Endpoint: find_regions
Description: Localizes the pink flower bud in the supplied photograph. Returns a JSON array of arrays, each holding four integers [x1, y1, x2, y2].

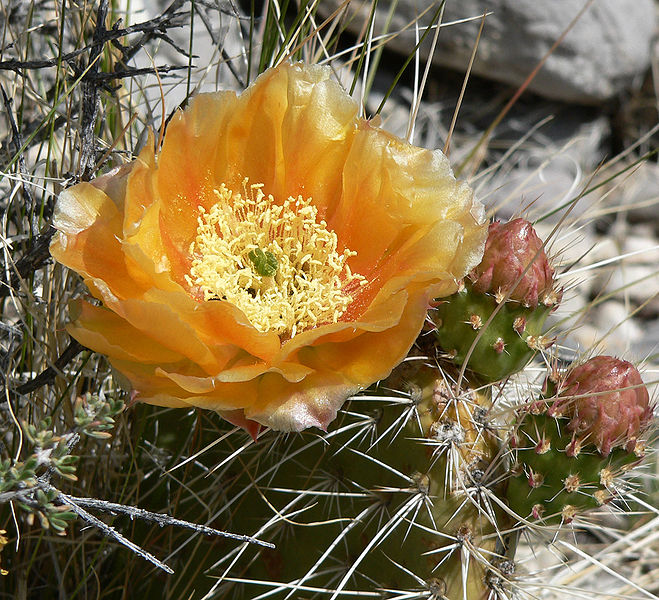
[[548, 356, 653, 457], [469, 219, 559, 308]]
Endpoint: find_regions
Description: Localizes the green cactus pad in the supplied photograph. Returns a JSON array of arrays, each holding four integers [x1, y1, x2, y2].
[[154, 364, 514, 600], [431, 283, 552, 382], [507, 413, 642, 524]]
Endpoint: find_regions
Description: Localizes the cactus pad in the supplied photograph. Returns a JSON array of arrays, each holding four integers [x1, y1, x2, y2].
[[431, 282, 552, 382], [198, 363, 513, 599], [506, 413, 642, 524], [507, 357, 651, 525]]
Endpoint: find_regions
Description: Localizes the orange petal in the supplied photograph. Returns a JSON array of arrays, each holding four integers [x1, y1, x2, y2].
[[122, 133, 158, 232], [297, 287, 431, 386], [67, 300, 185, 364], [51, 183, 152, 300], [330, 125, 485, 283], [157, 91, 239, 256], [219, 409, 262, 440]]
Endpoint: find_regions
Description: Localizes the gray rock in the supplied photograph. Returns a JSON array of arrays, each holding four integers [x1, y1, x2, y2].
[[595, 229, 659, 305], [631, 317, 659, 361], [609, 161, 659, 227], [328, 0, 655, 104], [367, 71, 610, 222], [133, 0, 248, 110], [476, 109, 608, 221]]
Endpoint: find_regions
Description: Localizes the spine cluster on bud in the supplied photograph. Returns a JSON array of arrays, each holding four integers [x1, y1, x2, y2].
[[506, 356, 652, 524], [430, 219, 562, 382]]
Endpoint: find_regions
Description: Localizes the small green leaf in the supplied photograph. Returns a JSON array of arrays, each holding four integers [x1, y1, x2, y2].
[[248, 248, 278, 277], [86, 430, 112, 440]]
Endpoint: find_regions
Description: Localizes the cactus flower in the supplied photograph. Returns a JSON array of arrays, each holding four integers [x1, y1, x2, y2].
[[469, 218, 559, 308], [50, 62, 487, 433], [548, 356, 653, 456]]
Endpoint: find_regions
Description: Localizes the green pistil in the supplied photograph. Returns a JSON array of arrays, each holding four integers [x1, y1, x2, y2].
[[248, 248, 278, 277]]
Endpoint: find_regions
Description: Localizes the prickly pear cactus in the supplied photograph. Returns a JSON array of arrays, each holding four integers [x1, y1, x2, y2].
[[208, 362, 513, 600], [431, 219, 562, 382], [506, 356, 653, 524], [197, 220, 654, 599]]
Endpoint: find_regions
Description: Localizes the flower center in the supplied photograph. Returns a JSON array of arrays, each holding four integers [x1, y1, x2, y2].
[[186, 180, 366, 337]]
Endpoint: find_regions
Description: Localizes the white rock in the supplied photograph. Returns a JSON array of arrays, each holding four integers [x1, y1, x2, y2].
[[594, 300, 642, 345], [601, 264, 659, 303], [631, 319, 659, 361], [544, 224, 596, 325], [482, 146, 589, 222], [606, 161, 659, 226], [621, 229, 659, 264], [563, 301, 644, 358], [610, 161, 659, 224], [589, 226, 659, 304], [327, 0, 655, 104], [565, 323, 600, 354]]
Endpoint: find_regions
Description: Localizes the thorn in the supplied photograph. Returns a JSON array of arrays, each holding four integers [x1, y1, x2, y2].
[[529, 400, 546, 415], [542, 288, 562, 308], [532, 504, 545, 519], [548, 365, 561, 384], [468, 313, 483, 330], [599, 467, 614, 487], [594, 490, 610, 505], [525, 335, 539, 350], [538, 334, 555, 349], [403, 382, 423, 406], [492, 337, 506, 354], [456, 524, 472, 543], [472, 406, 489, 427], [563, 474, 581, 493], [528, 469, 544, 488], [469, 467, 484, 484], [535, 437, 551, 454], [513, 316, 526, 335], [426, 578, 447, 598], [412, 472, 431, 495], [565, 438, 582, 458], [561, 505, 577, 523], [548, 403, 564, 418], [429, 420, 465, 445]]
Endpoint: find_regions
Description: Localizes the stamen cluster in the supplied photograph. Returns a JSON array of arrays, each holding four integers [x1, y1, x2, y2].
[[187, 180, 366, 337]]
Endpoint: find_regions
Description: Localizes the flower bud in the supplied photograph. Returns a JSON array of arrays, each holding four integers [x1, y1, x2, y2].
[[469, 219, 559, 308], [548, 356, 653, 457]]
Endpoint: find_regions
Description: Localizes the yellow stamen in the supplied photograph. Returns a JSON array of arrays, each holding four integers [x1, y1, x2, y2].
[[186, 180, 366, 337]]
